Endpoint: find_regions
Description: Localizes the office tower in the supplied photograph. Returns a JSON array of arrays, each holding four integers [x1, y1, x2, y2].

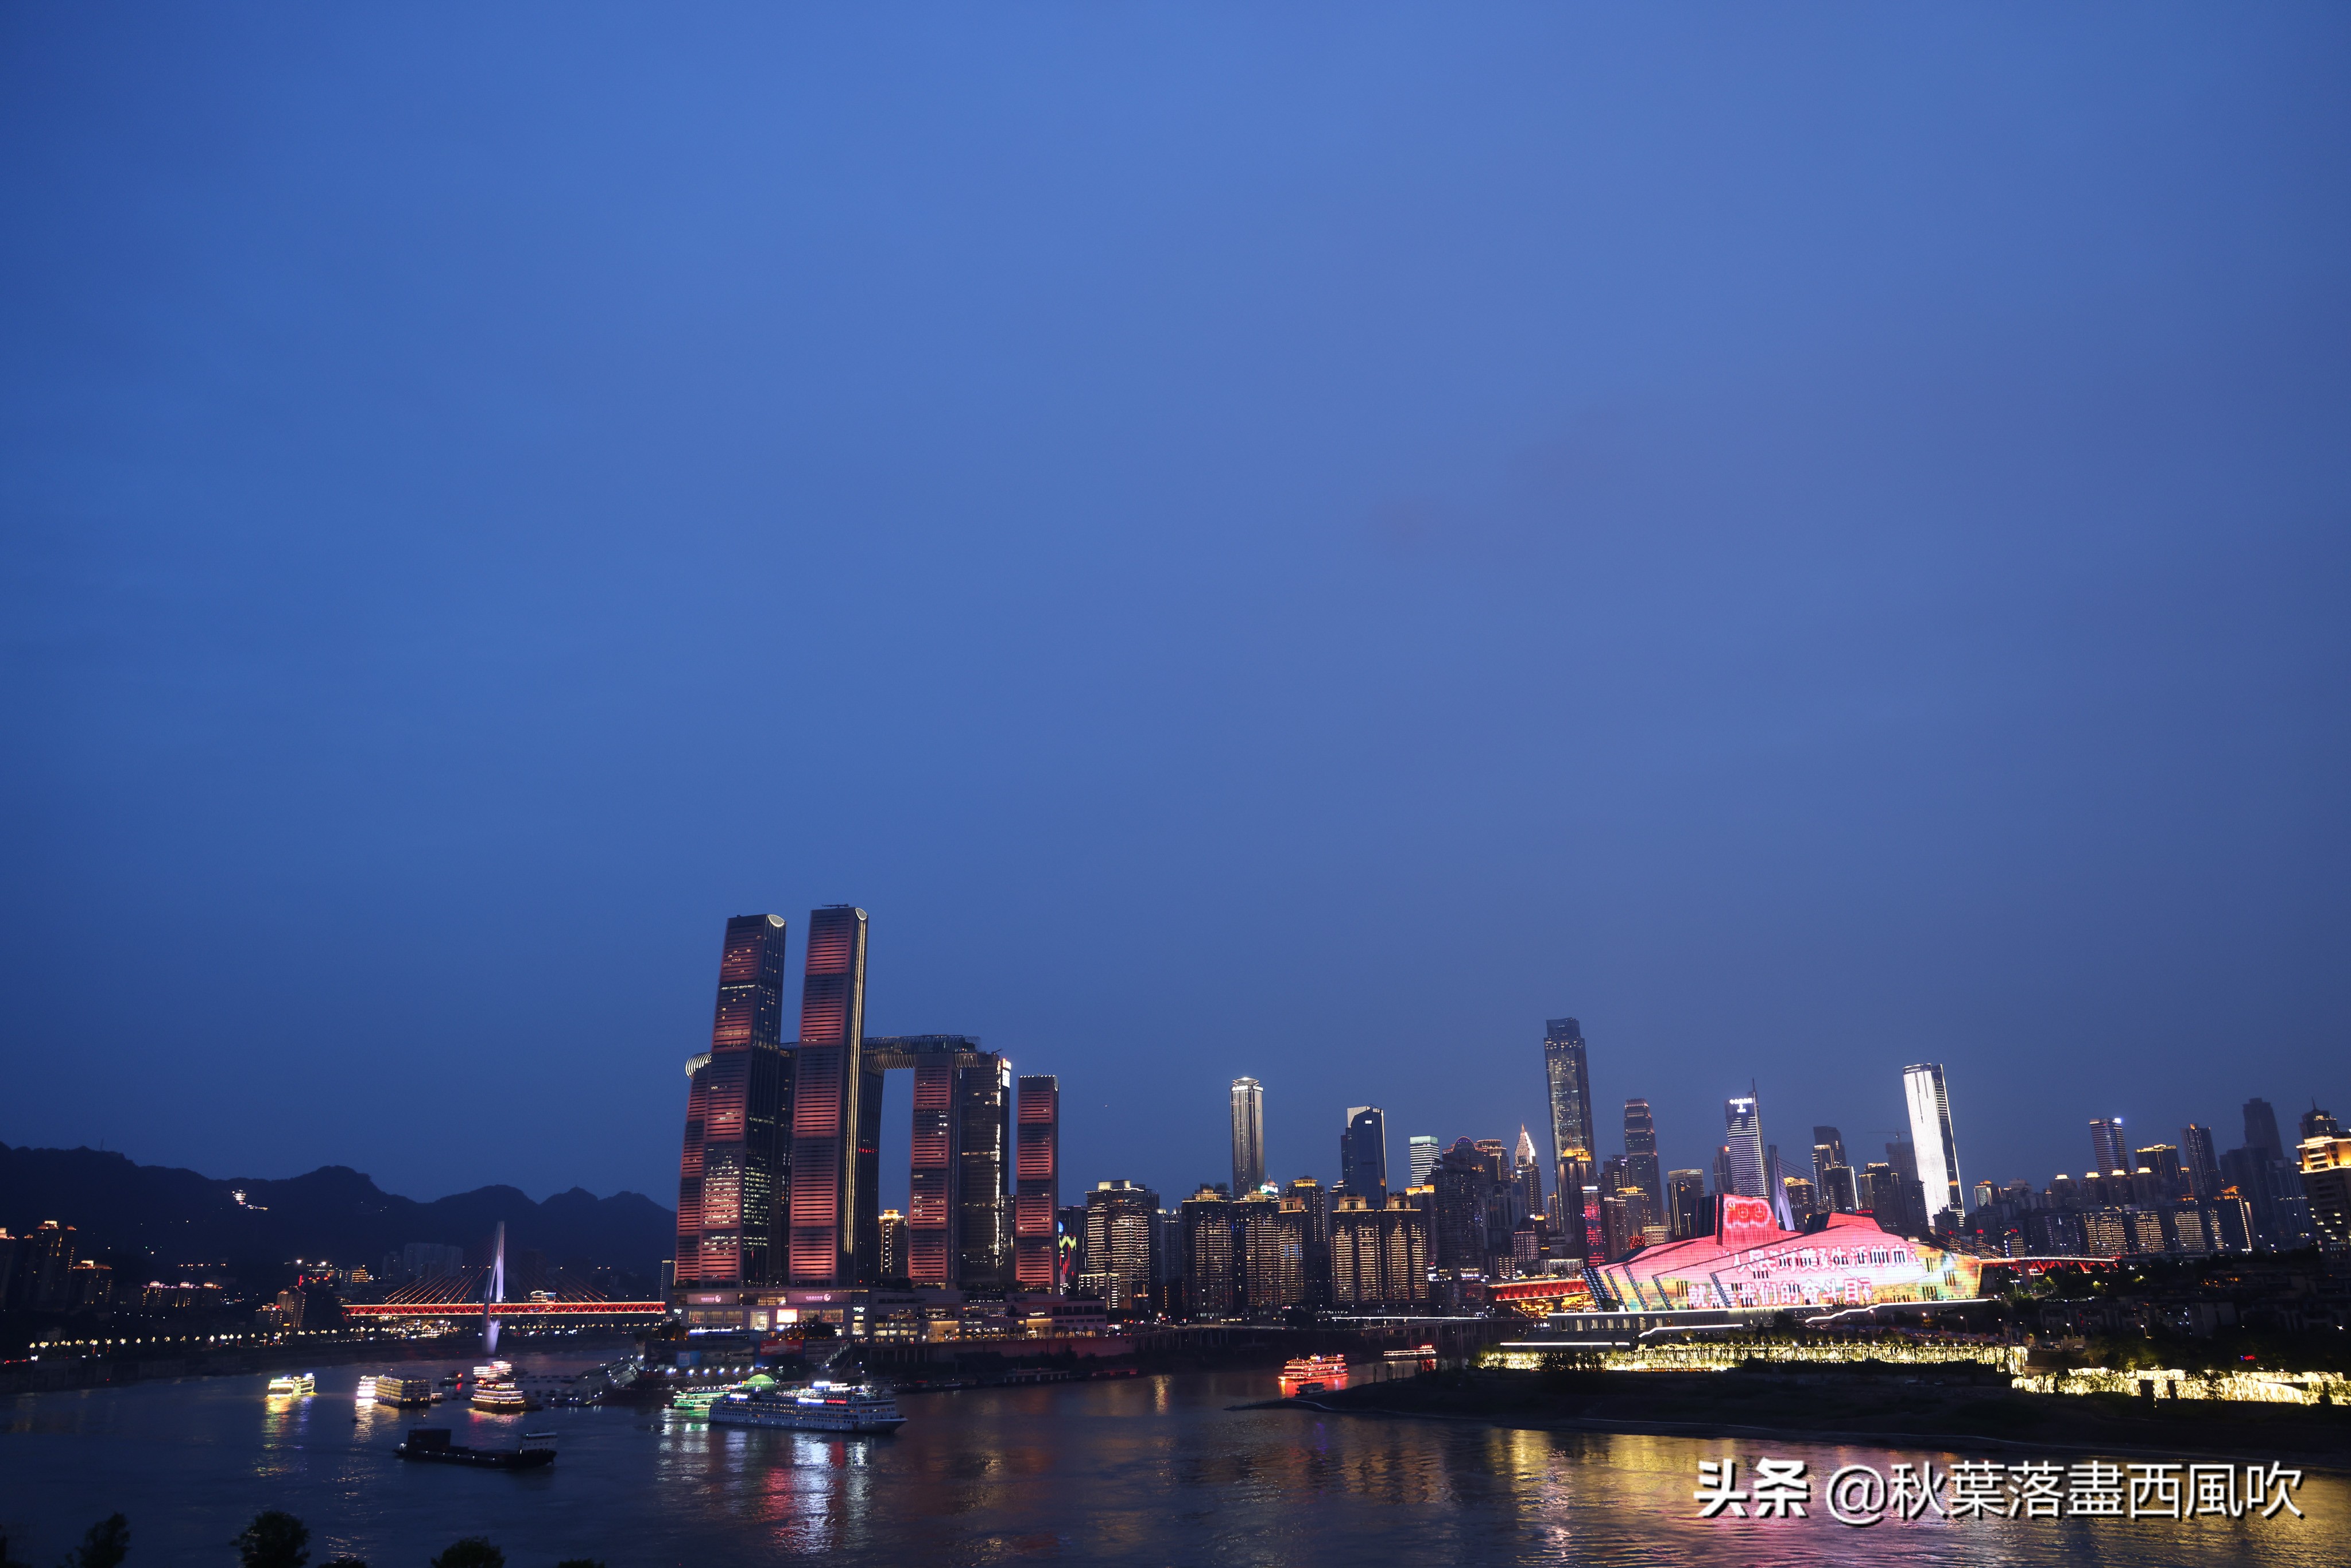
[[1341, 1107, 1389, 1206], [1711, 1144, 1735, 1198], [2090, 1117, 2128, 1175], [785, 905, 870, 1286], [1902, 1063, 1964, 1225], [2244, 1099, 2286, 1162], [1328, 1194, 1382, 1307], [1819, 1165, 1859, 1213], [2135, 1144, 2185, 1202], [1722, 1096, 1766, 1198], [676, 914, 793, 1287], [1379, 1194, 1431, 1306], [1431, 1140, 1493, 1272], [1409, 1134, 1440, 1187], [1513, 1127, 1545, 1221], [1180, 1186, 1237, 1317], [1782, 1176, 1819, 1220], [1285, 1176, 1331, 1306], [1623, 1100, 1663, 1214], [893, 1035, 1011, 1290], [1884, 1140, 1927, 1234], [1078, 1181, 1158, 1309], [878, 1210, 907, 1281], [2304, 1105, 2343, 1142], [1231, 1078, 1266, 1197], [1666, 1170, 1707, 1241], [2182, 1124, 2222, 1200], [1542, 1018, 1596, 1255], [1859, 1162, 1901, 1221], [1150, 1208, 1183, 1312], [1812, 1125, 1846, 1173], [1013, 1075, 1061, 1291]]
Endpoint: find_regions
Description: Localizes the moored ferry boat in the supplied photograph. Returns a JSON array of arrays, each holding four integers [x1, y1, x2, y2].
[[1279, 1355, 1349, 1394], [705, 1377, 906, 1434], [265, 1372, 316, 1398], [470, 1361, 533, 1414]]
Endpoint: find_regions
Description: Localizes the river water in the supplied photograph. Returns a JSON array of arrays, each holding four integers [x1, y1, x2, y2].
[[3, 1352, 2344, 1567]]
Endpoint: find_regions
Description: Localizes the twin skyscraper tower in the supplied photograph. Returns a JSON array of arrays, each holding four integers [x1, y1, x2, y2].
[[673, 907, 1062, 1298]]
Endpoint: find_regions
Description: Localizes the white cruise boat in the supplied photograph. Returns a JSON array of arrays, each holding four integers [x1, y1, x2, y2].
[[706, 1377, 906, 1434], [265, 1372, 316, 1398]]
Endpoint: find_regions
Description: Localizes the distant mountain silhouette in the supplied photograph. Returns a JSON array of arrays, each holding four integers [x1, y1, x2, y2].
[[0, 1144, 674, 1275]]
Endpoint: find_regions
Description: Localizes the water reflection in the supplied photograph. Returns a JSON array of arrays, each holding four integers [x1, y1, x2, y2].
[[2, 1360, 2345, 1567]]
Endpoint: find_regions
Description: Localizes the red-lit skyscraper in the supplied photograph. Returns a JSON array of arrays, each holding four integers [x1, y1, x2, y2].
[[1014, 1075, 1060, 1291], [788, 905, 870, 1286], [674, 914, 792, 1286]]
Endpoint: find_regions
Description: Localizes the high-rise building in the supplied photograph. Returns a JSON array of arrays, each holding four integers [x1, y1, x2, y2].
[[1818, 1165, 1859, 1213], [1341, 1107, 1388, 1206], [1078, 1181, 1158, 1309], [1014, 1075, 1061, 1292], [1543, 1019, 1596, 1255], [1231, 1078, 1266, 1197], [891, 1035, 1011, 1291], [2135, 1144, 2186, 1202], [2182, 1124, 2222, 1200], [1431, 1140, 1493, 1272], [1902, 1063, 1964, 1227], [675, 914, 793, 1288], [1782, 1176, 1819, 1220], [1181, 1186, 1237, 1317], [1665, 1170, 1708, 1241], [1623, 1100, 1663, 1215], [1328, 1192, 1431, 1309], [1812, 1125, 1846, 1174], [1409, 1134, 1440, 1187], [1236, 1189, 1290, 1312], [787, 905, 871, 1286], [1512, 1127, 1545, 1222], [1285, 1176, 1331, 1306], [2304, 1105, 2344, 1142], [2300, 1135, 2351, 1250], [1711, 1143, 1736, 1198], [1722, 1096, 1767, 1198], [2244, 1099, 2286, 1162], [2090, 1117, 2128, 1175]]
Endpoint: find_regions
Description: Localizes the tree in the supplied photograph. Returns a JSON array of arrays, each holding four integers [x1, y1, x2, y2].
[[235, 1513, 308, 1568], [65, 1516, 130, 1568], [554, 1561, 607, 1568], [428, 1542, 502, 1568]]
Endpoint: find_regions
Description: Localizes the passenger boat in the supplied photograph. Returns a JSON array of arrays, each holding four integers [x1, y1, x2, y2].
[[705, 1377, 906, 1434], [395, 1428, 557, 1469], [1279, 1355, 1349, 1395], [375, 1374, 435, 1407], [265, 1372, 316, 1397]]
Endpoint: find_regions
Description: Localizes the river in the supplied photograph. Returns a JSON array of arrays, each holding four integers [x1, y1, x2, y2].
[[3, 1352, 2344, 1566]]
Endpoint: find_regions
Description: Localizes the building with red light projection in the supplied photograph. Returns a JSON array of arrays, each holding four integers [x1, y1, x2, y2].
[[788, 905, 871, 1287], [1014, 1074, 1060, 1291], [1588, 1196, 1986, 1313], [882, 1034, 1011, 1291], [674, 914, 792, 1287]]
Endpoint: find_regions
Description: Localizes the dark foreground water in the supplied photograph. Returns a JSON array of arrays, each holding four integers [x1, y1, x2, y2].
[[3, 1353, 2345, 1567]]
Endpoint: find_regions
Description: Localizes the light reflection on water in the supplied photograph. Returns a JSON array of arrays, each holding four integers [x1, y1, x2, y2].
[[2, 1355, 2345, 1566]]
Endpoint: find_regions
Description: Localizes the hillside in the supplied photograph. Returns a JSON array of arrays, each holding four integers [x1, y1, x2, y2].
[[0, 1143, 675, 1275]]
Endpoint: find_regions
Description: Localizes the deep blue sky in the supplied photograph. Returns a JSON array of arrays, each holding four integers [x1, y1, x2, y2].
[[5, 7, 2346, 1219]]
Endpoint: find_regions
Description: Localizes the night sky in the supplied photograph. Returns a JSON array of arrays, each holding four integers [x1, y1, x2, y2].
[[5, 7, 2346, 1221]]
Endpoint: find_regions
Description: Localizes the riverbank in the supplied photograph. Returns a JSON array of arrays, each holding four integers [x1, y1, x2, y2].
[[0, 1331, 639, 1398], [1269, 1364, 2351, 1466]]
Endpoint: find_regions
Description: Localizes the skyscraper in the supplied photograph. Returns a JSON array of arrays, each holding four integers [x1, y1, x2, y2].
[[1231, 1078, 1266, 1197], [1512, 1126, 1545, 1221], [1181, 1185, 1237, 1317], [1622, 1099, 1662, 1214], [1722, 1096, 1767, 1198], [787, 905, 870, 1286], [1902, 1063, 1964, 1227], [1341, 1106, 1388, 1205], [1408, 1134, 1440, 1188], [2181, 1123, 2222, 1200], [1013, 1075, 1061, 1291], [1665, 1169, 1707, 1240], [1543, 1019, 1595, 1254], [675, 914, 793, 1287], [883, 1034, 1011, 1290], [2090, 1117, 2128, 1175], [2244, 1099, 2286, 1162], [1078, 1181, 1158, 1309]]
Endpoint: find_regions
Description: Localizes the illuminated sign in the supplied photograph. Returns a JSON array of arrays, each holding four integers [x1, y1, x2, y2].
[[1592, 1212, 1983, 1313]]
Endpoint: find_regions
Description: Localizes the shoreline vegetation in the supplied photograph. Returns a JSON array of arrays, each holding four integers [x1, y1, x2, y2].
[[1258, 1364, 2351, 1466]]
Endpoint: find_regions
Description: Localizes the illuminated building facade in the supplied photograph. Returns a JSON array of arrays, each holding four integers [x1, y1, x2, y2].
[[1230, 1078, 1265, 1197], [675, 914, 793, 1286], [889, 1034, 1011, 1291], [1543, 1018, 1595, 1255], [2182, 1123, 2221, 1198], [1014, 1074, 1060, 1291], [1181, 1186, 1237, 1316], [2090, 1117, 2128, 1175], [1512, 1127, 1545, 1221], [878, 1210, 906, 1281], [2300, 1135, 2351, 1249], [1666, 1169, 1708, 1240], [1622, 1100, 1662, 1216], [787, 905, 871, 1286], [1409, 1134, 1440, 1187], [1080, 1180, 1158, 1309], [1722, 1096, 1766, 1199], [1590, 1196, 1987, 1312], [1329, 1193, 1431, 1308], [1902, 1062, 1965, 1227], [1285, 1175, 1331, 1306], [1237, 1190, 1292, 1310]]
